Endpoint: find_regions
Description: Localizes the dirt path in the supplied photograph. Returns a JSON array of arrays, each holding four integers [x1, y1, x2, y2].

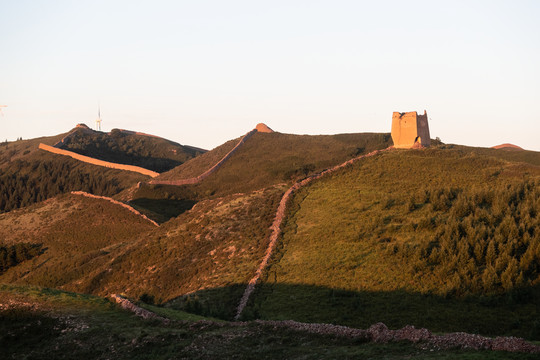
[[234, 147, 393, 320], [149, 129, 258, 186], [71, 191, 159, 227]]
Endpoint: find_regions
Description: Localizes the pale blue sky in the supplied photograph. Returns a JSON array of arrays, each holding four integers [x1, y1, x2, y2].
[[1, 0, 539, 150]]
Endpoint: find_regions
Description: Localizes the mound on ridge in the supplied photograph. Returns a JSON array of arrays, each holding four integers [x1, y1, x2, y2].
[[492, 143, 525, 151]]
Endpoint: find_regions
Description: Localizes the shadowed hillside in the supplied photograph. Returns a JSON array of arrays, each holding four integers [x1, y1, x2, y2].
[[4, 285, 535, 359], [0, 150, 147, 214], [58, 126, 205, 173]]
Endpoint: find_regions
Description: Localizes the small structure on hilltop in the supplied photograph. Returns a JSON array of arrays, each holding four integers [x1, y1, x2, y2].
[[96, 106, 102, 131], [391, 110, 431, 148], [256, 123, 274, 133]]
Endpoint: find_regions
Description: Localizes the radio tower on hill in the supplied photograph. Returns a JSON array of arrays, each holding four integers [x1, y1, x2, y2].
[[95, 106, 102, 131]]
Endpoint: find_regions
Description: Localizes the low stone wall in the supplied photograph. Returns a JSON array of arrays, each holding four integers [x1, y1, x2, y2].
[[110, 294, 168, 323], [39, 143, 159, 178], [71, 191, 159, 227], [149, 129, 258, 186], [256, 320, 540, 353], [234, 147, 392, 320], [109, 297, 540, 354]]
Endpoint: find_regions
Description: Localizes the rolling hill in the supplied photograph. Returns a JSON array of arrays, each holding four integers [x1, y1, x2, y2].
[[242, 148, 540, 338], [2, 124, 540, 357], [56, 124, 205, 173]]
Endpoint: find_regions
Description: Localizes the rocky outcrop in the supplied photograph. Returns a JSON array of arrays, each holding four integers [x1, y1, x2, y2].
[[71, 191, 159, 226], [149, 129, 258, 186], [38, 143, 159, 178], [234, 147, 392, 320]]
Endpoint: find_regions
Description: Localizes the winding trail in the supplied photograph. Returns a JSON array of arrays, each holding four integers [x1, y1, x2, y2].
[[235, 147, 393, 320], [149, 129, 257, 185], [71, 191, 159, 227]]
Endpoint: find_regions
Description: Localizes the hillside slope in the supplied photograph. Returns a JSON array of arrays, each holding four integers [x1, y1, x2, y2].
[[244, 148, 540, 339], [0, 193, 157, 289], [0, 150, 147, 214], [58, 125, 205, 173], [149, 132, 393, 197]]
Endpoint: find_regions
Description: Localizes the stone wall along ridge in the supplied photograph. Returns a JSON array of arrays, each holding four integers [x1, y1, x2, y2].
[[149, 129, 258, 186], [71, 191, 159, 227], [38, 143, 159, 178], [234, 147, 393, 320]]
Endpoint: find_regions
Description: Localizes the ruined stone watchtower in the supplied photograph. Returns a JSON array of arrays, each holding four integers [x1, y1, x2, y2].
[[391, 110, 431, 148]]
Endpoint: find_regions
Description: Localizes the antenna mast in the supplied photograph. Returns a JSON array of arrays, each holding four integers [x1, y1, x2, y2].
[[0, 105, 6, 117], [95, 105, 102, 131]]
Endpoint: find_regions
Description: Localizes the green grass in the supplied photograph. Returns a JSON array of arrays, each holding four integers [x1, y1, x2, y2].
[[154, 132, 393, 197], [1, 284, 536, 359], [157, 136, 241, 180], [246, 148, 540, 339]]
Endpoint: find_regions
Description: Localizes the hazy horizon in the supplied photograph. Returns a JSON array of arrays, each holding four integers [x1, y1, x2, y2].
[[1, 0, 539, 151]]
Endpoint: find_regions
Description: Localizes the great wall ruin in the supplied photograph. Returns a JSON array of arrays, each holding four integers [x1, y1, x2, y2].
[[148, 129, 258, 185], [39, 143, 159, 177], [391, 110, 431, 149], [70, 191, 159, 227]]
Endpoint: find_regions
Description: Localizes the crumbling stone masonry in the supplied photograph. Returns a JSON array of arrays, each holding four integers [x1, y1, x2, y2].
[[391, 110, 431, 148]]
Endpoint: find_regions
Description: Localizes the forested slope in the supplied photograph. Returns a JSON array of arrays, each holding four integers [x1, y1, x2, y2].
[[245, 148, 540, 339]]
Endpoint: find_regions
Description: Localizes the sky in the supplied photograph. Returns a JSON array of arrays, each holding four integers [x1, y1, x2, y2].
[[1, 0, 539, 151]]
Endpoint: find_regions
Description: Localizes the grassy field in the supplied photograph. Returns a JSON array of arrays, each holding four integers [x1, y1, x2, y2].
[[246, 148, 540, 339], [1, 284, 537, 359]]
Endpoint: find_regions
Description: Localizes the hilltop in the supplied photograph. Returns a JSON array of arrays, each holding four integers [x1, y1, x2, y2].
[[2, 123, 540, 357], [53, 124, 206, 173]]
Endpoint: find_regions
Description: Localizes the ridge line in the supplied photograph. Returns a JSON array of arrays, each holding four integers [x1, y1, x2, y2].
[[149, 129, 258, 186]]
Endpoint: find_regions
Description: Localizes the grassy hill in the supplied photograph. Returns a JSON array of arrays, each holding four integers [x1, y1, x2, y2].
[[59, 126, 205, 173], [0, 193, 157, 290], [75, 186, 285, 318], [242, 148, 540, 339], [2, 125, 540, 354], [147, 132, 392, 196]]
